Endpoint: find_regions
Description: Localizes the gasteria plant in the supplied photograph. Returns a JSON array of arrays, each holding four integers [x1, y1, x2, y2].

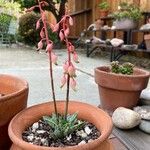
[[26, 0, 83, 140]]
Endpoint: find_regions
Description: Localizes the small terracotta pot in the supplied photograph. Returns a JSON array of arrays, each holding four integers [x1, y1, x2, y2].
[[95, 66, 150, 112], [0, 74, 28, 150], [99, 10, 109, 18], [8, 101, 113, 150]]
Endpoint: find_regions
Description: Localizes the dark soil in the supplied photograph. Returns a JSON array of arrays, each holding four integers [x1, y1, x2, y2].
[[22, 119, 100, 147]]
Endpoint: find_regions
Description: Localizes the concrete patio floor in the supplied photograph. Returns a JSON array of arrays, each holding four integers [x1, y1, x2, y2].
[[0, 45, 110, 107]]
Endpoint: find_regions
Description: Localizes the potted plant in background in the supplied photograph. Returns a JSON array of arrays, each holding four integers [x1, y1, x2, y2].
[[98, 1, 109, 18], [112, 2, 142, 29], [95, 61, 150, 113], [0, 74, 28, 150], [8, 1, 113, 150]]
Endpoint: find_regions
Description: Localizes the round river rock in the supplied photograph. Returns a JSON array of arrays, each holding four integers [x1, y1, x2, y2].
[[139, 120, 150, 134], [112, 107, 141, 129]]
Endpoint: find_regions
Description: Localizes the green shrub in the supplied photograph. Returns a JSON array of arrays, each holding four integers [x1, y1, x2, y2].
[[18, 12, 58, 46], [18, 12, 40, 46]]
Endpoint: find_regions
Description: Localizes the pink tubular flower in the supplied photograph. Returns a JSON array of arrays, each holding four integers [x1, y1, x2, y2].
[[42, 12, 47, 21], [51, 52, 58, 65], [70, 78, 77, 91], [73, 52, 79, 63], [53, 23, 59, 32], [40, 28, 45, 38], [69, 17, 73, 26], [59, 30, 64, 41], [68, 44, 75, 53], [68, 65, 76, 77], [37, 40, 43, 50], [26, 6, 36, 12], [46, 43, 53, 52], [60, 75, 67, 88], [36, 19, 40, 30], [63, 61, 69, 73], [64, 27, 69, 37]]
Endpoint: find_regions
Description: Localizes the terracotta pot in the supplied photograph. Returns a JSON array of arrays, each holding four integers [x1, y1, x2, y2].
[[95, 66, 150, 112], [8, 101, 113, 150], [99, 10, 109, 18], [0, 74, 28, 150]]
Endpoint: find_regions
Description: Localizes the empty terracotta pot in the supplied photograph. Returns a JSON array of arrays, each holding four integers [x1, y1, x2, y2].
[[0, 74, 28, 150], [9, 101, 113, 150], [95, 66, 150, 112]]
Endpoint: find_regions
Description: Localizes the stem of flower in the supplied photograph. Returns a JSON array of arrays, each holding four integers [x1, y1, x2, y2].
[[38, 0, 58, 118]]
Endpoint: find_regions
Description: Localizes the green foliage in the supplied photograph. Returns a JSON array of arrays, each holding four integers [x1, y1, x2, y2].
[[43, 113, 85, 140], [14, 0, 37, 9], [98, 1, 109, 10], [0, 13, 12, 32], [113, 3, 142, 21], [111, 61, 134, 75], [18, 12, 40, 45]]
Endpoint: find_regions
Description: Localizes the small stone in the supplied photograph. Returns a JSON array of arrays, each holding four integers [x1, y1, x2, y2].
[[78, 140, 86, 145], [32, 122, 39, 132], [76, 130, 87, 138], [140, 90, 150, 105], [134, 106, 150, 120], [112, 107, 141, 129], [36, 130, 46, 134], [139, 120, 150, 134], [66, 134, 72, 141], [27, 135, 34, 141], [84, 126, 92, 135], [41, 138, 49, 146]]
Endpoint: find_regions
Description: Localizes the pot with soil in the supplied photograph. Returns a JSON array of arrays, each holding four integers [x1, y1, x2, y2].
[[9, 101, 113, 150], [95, 62, 150, 112], [0, 74, 28, 150]]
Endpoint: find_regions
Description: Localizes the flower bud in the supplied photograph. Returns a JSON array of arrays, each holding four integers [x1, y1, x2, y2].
[[46, 43, 53, 52], [53, 23, 59, 32], [70, 78, 77, 91], [60, 75, 67, 88], [73, 52, 79, 63], [69, 17, 73, 26], [40, 28, 45, 38], [36, 19, 40, 30], [68, 65, 76, 77], [59, 30, 64, 41], [68, 44, 75, 53], [63, 62, 69, 73], [26, 6, 35, 12], [64, 28, 69, 37], [37, 40, 43, 50], [51, 52, 58, 65]]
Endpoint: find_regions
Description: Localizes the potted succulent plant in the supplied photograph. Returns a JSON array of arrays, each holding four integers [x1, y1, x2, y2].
[[98, 1, 109, 18], [95, 61, 150, 112], [0, 74, 28, 150], [112, 2, 142, 29], [8, 1, 113, 150]]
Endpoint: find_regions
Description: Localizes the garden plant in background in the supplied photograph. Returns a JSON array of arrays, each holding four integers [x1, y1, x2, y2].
[[8, 0, 113, 149], [98, 0, 109, 17]]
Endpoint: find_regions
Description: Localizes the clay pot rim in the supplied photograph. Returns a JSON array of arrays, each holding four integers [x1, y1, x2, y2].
[[95, 66, 150, 78], [0, 74, 28, 103], [8, 101, 113, 150]]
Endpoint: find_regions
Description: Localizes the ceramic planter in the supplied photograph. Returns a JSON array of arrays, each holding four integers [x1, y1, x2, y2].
[[99, 10, 109, 18], [0, 74, 28, 150], [8, 101, 113, 150], [113, 18, 137, 30], [95, 66, 150, 112]]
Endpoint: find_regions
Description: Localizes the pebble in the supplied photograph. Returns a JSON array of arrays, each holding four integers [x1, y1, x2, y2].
[[78, 140, 86, 145], [36, 130, 46, 134], [133, 106, 150, 120], [112, 107, 141, 129], [139, 120, 150, 134], [27, 135, 34, 141], [32, 122, 39, 132], [76, 130, 87, 138], [140, 90, 150, 105], [84, 126, 92, 135]]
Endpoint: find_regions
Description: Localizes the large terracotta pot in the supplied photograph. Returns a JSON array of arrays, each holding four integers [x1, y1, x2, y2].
[[0, 74, 28, 150], [8, 101, 113, 150], [95, 66, 150, 112]]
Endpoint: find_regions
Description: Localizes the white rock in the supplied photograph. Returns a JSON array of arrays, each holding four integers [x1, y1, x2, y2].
[[78, 140, 86, 145], [139, 120, 150, 134], [66, 134, 72, 141], [27, 135, 34, 141], [84, 126, 92, 135], [76, 130, 87, 138], [36, 130, 46, 134], [32, 122, 39, 132], [112, 107, 141, 129]]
